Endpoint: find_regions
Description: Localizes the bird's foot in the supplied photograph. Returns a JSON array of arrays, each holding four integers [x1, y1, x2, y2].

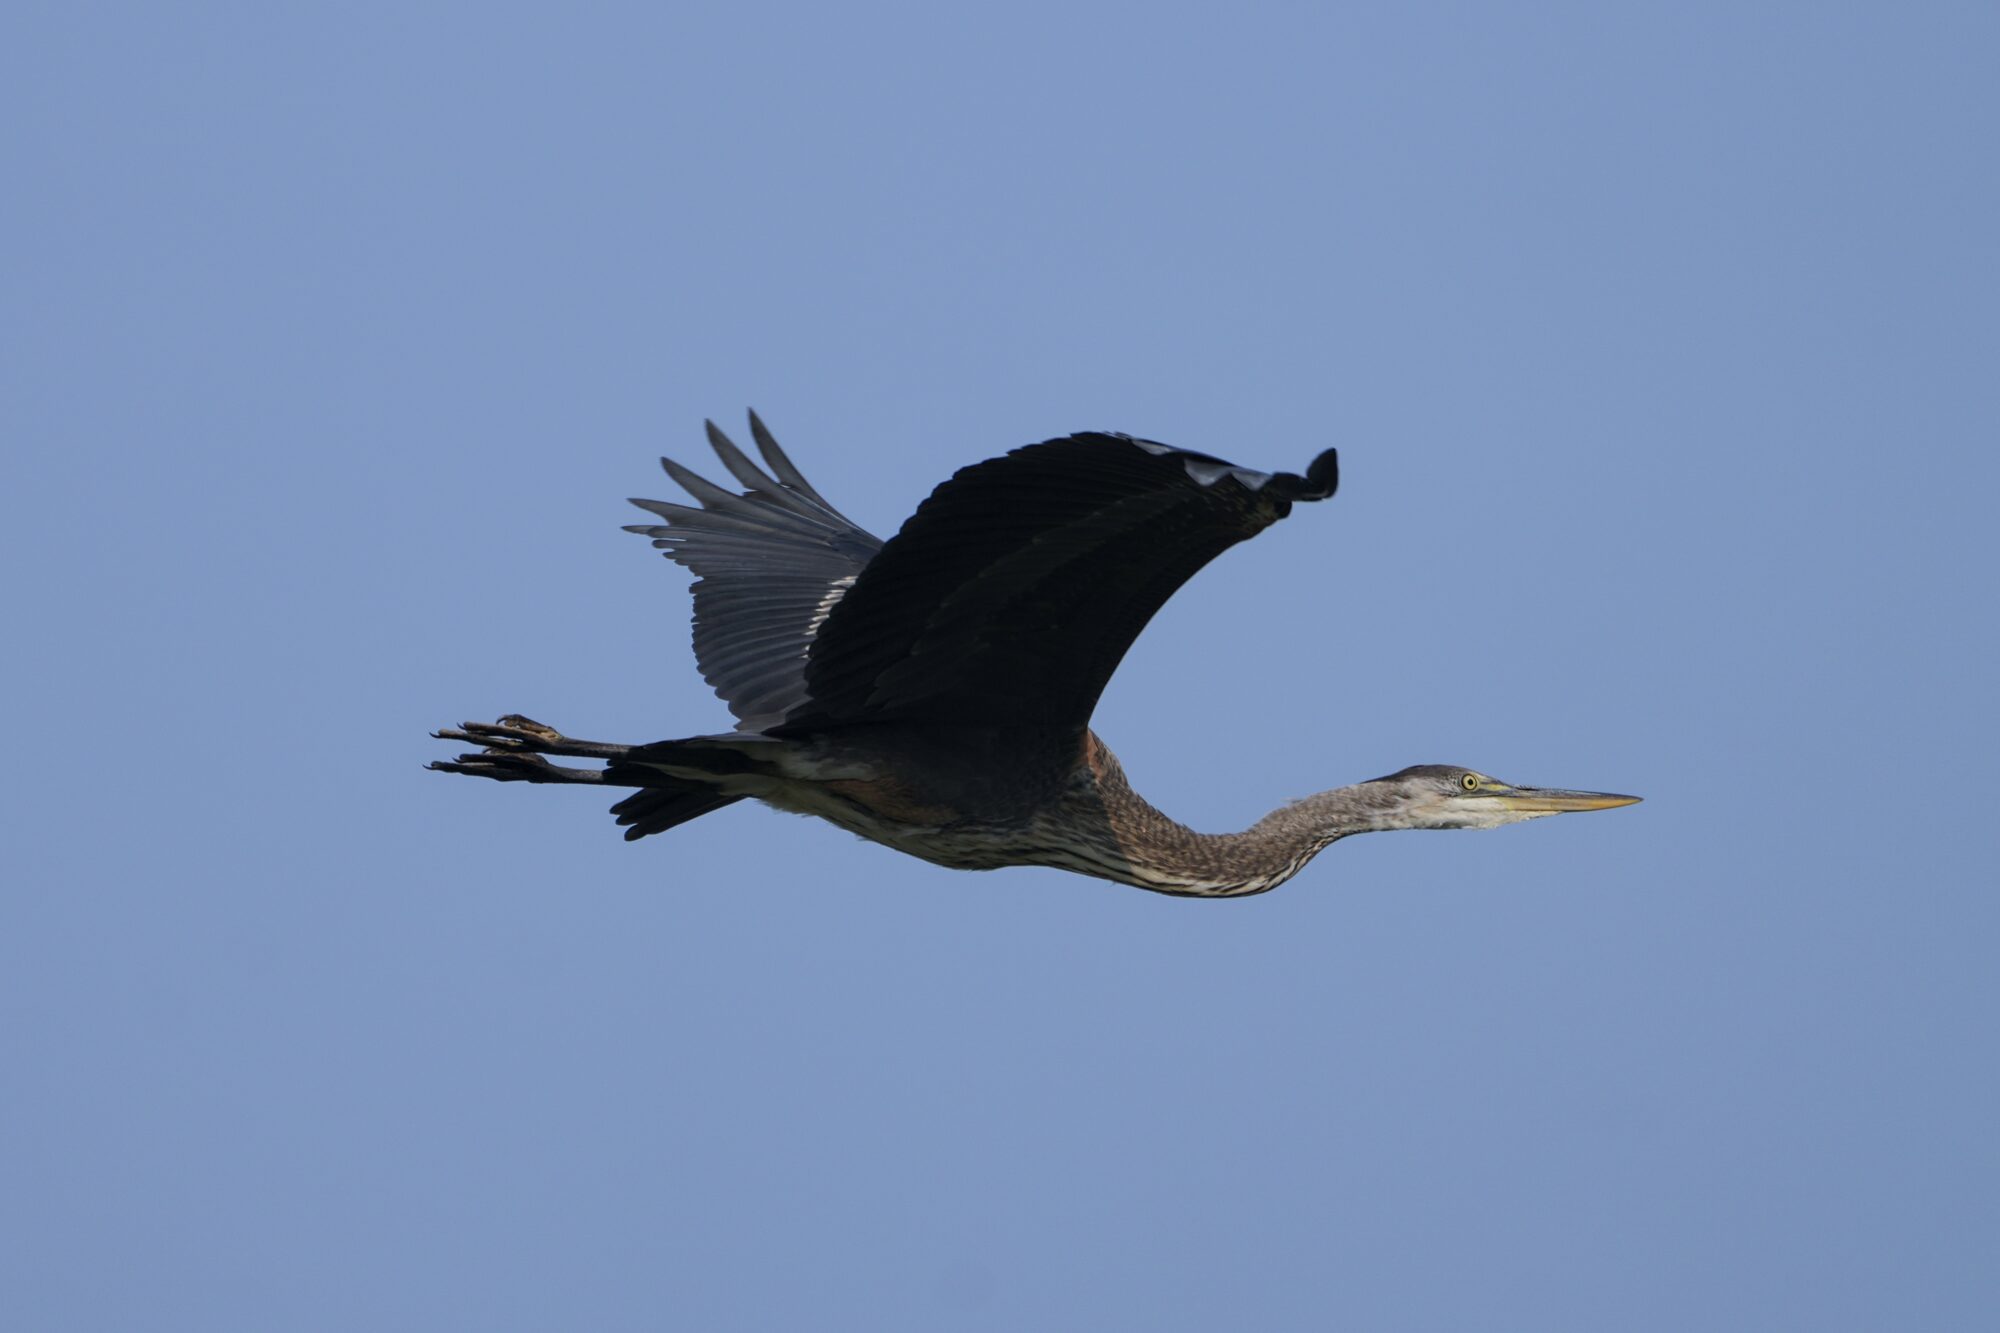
[[429, 716, 634, 762], [428, 749, 611, 785], [433, 715, 565, 752]]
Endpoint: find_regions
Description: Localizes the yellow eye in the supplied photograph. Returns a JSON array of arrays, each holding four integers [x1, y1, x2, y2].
[[1461, 773, 1482, 791]]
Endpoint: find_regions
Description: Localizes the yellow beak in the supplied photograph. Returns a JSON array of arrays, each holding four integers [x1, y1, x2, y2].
[[1492, 787, 1643, 814]]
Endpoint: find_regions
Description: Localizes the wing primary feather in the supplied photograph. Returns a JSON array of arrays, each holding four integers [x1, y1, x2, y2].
[[655, 455, 749, 510], [748, 409, 843, 513], [626, 497, 834, 540], [1300, 448, 1339, 499], [703, 420, 786, 494], [625, 412, 884, 729]]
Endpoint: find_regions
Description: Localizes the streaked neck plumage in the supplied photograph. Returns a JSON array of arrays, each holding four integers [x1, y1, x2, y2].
[[1059, 739, 1392, 898]]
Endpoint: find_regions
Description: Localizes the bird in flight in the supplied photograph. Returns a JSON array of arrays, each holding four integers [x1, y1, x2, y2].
[[431, 413, 1637, 896]]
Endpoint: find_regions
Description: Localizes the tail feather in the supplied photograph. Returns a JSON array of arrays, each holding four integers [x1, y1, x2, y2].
[[606, 770, 743, 841]]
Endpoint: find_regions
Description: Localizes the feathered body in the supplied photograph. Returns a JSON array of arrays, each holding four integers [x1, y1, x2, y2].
[[432, 414, 1635, 895]]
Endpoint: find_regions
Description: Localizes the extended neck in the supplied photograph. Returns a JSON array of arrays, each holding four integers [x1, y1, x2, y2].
[[1072, 741, 1382, 898]]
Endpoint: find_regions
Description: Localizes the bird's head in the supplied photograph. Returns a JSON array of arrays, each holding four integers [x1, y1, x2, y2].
[[1360, 764, 1641, 831]]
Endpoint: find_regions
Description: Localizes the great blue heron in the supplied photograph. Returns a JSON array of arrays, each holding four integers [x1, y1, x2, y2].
[[431, 414, 1638, 896]]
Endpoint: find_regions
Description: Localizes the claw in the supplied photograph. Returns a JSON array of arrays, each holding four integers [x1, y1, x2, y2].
[[428, 750, 557, 782], [429, 715, 630, 766], [442, 719, 553, 750], [495, 714, 564, 743]]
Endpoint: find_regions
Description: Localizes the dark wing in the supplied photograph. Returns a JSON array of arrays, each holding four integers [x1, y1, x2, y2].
[[624, 412, 883, 731], [778, 432, 1338, 738]]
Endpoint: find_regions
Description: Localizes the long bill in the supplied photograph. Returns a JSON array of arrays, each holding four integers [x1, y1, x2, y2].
[[1492, 786, 1642, 813]]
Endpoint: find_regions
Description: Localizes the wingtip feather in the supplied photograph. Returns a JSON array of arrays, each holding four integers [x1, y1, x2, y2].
[[1302, 447, 1339, 499], [704, 419, 784, 493], [746, 410, 836, 509]]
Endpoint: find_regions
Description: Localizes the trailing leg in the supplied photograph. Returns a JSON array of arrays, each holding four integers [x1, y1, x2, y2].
[[429, 715, 748, 839], [427, 749, 639, 785], [430, 714, 633, 762]]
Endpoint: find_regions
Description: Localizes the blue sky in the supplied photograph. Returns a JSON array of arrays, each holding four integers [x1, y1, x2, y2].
[[6, 2, 1996, 1328]]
